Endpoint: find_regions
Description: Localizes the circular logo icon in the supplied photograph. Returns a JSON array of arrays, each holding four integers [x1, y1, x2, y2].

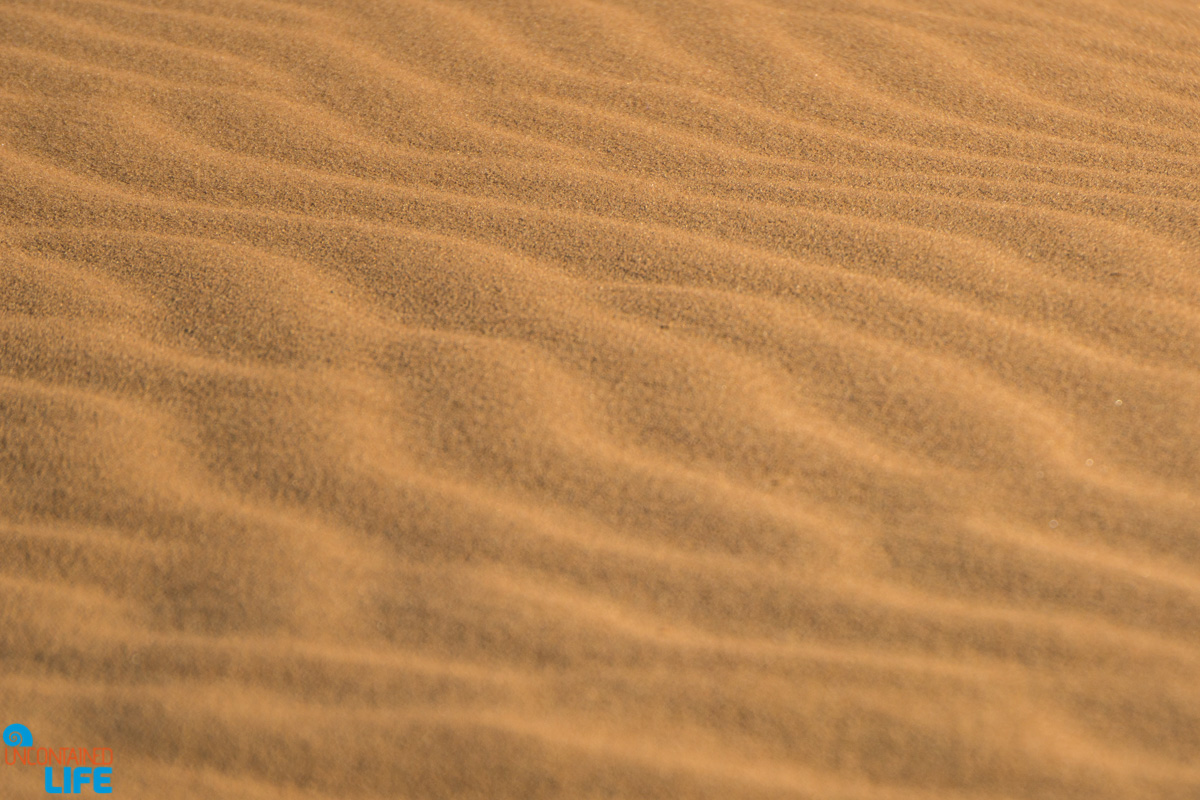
[[3, 724, 32, 747]]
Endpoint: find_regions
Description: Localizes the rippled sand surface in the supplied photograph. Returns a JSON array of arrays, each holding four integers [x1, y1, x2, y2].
[[2, 0, 1199, 797]]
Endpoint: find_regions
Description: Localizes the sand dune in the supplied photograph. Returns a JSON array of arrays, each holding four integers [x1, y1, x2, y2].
[[2, 0, 1199, 797]]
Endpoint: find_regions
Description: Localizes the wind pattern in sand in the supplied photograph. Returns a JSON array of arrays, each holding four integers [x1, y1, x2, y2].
[[2, 0, 1199, 797]]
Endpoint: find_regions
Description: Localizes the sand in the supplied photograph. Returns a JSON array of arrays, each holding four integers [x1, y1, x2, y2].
[[1, 0, 1199, 797]]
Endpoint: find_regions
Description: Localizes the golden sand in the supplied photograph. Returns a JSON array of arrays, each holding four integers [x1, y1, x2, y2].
[[2, 0, 1199, 797]]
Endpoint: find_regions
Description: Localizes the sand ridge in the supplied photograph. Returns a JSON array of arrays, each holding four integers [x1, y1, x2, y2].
[[1, 0, 1200, 797]]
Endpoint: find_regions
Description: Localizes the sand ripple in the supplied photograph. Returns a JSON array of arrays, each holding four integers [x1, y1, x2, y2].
[[2, 0, 1199, 797]]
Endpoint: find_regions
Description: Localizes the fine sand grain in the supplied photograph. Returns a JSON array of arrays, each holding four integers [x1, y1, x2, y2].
[[2, 0, 1200, 797]]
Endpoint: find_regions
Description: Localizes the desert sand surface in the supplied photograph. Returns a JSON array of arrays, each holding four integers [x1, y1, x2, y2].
[[1, 0, 1199, 797]]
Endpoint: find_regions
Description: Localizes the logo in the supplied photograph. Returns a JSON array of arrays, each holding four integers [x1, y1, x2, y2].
[[5, 725, 32, 748], [3, 724, 114, 794]]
